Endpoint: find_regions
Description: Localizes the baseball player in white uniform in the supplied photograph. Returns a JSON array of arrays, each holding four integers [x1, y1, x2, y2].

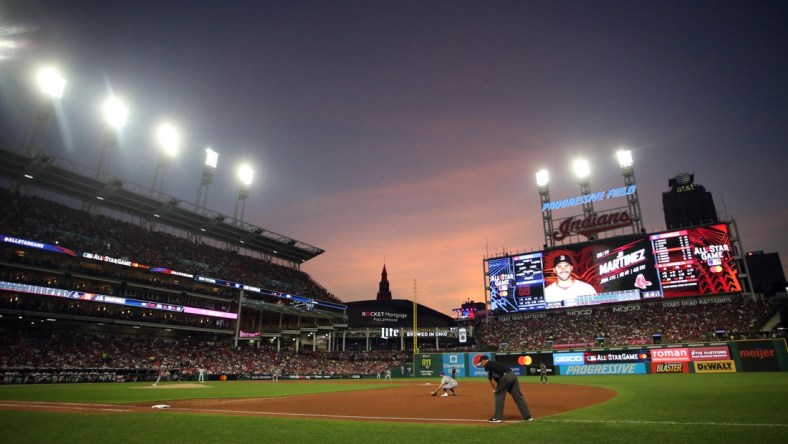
[[544, 254, 597, 307]]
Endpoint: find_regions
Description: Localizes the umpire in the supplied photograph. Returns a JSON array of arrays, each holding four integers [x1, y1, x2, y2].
[[479, 355, 534, 423]]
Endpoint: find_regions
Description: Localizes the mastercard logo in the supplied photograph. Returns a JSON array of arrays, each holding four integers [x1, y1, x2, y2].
[[517, 356, 532, 366]]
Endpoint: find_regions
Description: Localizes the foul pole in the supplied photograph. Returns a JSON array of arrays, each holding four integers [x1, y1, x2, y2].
[[413, 279, 418, 357]]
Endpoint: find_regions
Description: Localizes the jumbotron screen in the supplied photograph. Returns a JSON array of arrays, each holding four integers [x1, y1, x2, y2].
[[488, 223, 742, 313]]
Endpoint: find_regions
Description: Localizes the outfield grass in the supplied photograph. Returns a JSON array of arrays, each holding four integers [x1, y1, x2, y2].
[[1, 374, 786, 444]]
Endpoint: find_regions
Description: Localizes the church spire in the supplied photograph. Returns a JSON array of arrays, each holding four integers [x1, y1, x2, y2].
[[377, 263, 392, 301]]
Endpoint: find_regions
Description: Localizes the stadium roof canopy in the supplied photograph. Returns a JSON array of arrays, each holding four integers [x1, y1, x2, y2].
[[241, 297, 346, 321], [0, 142, 324, 264]]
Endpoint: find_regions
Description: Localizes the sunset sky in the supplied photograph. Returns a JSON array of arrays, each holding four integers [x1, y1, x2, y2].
[[1, 1, 786, 316]]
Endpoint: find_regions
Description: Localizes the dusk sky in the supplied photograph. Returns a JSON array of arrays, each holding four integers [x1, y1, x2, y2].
[[1, 1, 786, 316]]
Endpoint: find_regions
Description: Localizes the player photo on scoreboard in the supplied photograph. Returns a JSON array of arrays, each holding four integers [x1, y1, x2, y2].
[[543, 235, 661, 308], [591, 236, 661, 297], [542, 249, 599, 308], [485, 222, 741, 314]]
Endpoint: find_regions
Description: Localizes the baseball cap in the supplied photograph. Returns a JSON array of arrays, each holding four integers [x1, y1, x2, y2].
[[440, 371, 445, 376], [553, 254, 572, 267], [479, 355, 490, 362]]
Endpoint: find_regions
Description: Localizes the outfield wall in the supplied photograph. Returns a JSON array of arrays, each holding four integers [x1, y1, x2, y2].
[[412, 339, 788, 377]]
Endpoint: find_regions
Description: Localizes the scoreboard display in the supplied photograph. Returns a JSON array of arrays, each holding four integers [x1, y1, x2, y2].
[[649, 224, 742, 298], [487, 223, 742, 313]]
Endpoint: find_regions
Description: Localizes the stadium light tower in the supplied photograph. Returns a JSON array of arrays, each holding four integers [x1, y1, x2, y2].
[[617, 148, 645, 234], [617, 150, 633, 170], [26, 66, 66, 156], [535, 169, 555, 248], [572, 158, 594, 219], [96, 96, 128, 177], [234, 163, 254, 223], [196, 147, 218, 208], [151, 122, 180, 193]]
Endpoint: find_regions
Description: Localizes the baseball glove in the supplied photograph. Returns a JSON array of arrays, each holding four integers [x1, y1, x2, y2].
[[431, 391, 437, 396]]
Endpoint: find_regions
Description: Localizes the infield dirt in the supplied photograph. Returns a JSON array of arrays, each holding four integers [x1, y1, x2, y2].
[[2, 381, 616, 425], [141, 381, 615, 424]]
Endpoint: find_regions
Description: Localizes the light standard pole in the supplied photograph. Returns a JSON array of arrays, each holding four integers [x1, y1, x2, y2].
[[617, 149, 645, 234], [151, 122, 180, 193], [97, 96, 128, 177], [196, 147, 218, 208], [536, 169, 554, 249], [573, 158, 593, 220], [234, 163, 253, 224], [26, 66, 66, 156]]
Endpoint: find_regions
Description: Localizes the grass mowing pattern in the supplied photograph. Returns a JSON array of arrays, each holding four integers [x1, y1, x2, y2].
[[1, 374, 786, 444]]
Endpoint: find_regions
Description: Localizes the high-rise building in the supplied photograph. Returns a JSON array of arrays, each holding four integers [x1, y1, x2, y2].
[[745, 251, 787, 294], [662, 172, 719, 229], [376, 264, 392, 301]]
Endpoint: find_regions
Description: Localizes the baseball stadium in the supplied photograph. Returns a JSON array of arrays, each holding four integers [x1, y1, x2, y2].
[[2, 135, 787, 443], [2, 5, 788, 441]]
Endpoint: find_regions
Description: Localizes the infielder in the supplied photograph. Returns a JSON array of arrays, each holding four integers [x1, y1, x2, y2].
[[539, 361, 548, 384], [431, 371, 458, 397]]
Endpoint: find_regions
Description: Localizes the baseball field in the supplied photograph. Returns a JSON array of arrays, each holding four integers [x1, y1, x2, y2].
[[1, 373, 786, 443]]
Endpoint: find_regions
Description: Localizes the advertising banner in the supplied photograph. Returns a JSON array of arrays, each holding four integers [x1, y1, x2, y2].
[[694, 360, 736, 373], [469, 352, 492, 378], [522, 352, 555, 377], [735, 340, 780, 372], [553, 352, 585, 366], [478, 353, 557, 377], [441, 353, 466, 377], [495, 352, 556, 376], [389, 362, 413, 377], [584, 350, 648, 364], [690, 346, 730, 361], [494, 354, 533, 376], [651, 362, 689, 373], [414, 353, 441, 377], [651, 348, 691, 362], [560, 363, 646, 376]]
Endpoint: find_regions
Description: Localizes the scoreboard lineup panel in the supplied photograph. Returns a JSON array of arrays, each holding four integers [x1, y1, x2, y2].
[[650, 229, 698, 289], [487, 223, 742, 314], [513, 252, 544, 305]]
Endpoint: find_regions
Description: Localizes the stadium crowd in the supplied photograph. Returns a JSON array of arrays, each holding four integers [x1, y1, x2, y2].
[[476, 295, 777, 350], [1, 188, 784, 385], [0, 330, 408, 384], [1, 293, 778, 384], [0, 189, 340, 305]]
